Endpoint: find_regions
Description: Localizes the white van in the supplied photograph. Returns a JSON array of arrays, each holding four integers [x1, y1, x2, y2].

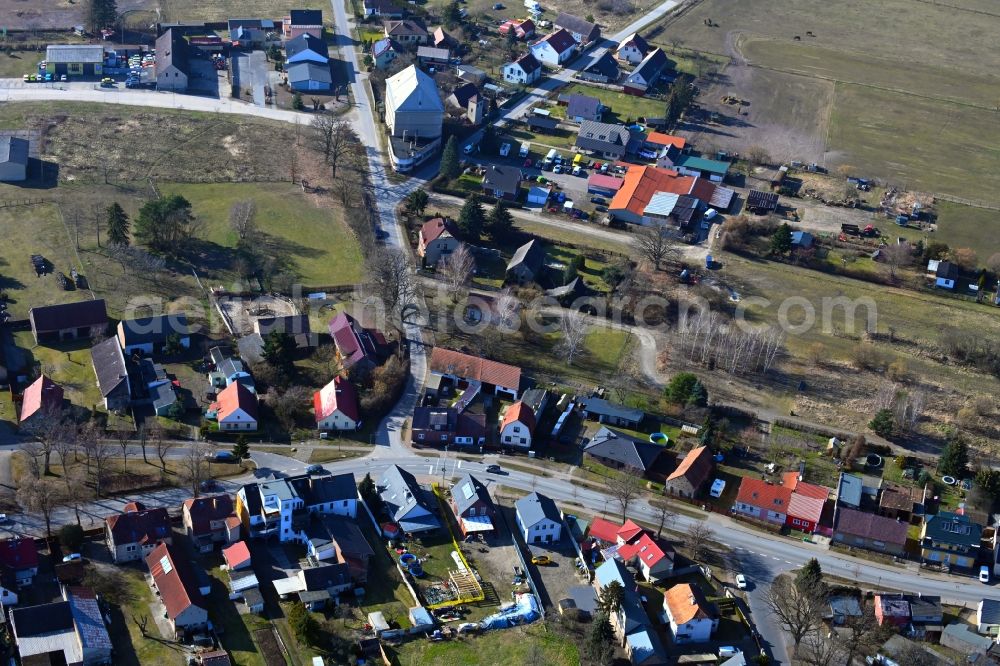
[[704, 208, 719, 221], [519, 142, 530, 158]]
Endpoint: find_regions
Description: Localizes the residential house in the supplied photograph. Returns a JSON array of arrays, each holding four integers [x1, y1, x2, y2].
[[579, 396, 644, 427], [43, 44, 104, 77], [826, 595, 864, 626], [502, 53, 542, 85], [428, 347, 521, 399], [363, 0, 405, 18], [879, 481, 924, 522], [616, 32, 651, 65], [623, 48, 668, 96], [0, 136, 29, 182], [417, 45, 450, 68], [588, 517, 645, 548], [316, 515, 374, 582], [482, 165, 523, 201], [663, 583, 718, 643], [253, 315, 314, 352], [566, 94, 603, 122], [118, 313, 190, 355], [154, 29, 189, 92], [208, 381, 259, 432], [594, 558, 666, 663], [942, 622, 993, 657], [18, 375, 64, 426], [446, 83, 484, 125], [146, 542, 209, 635], [288, 61, 332, 91], [977, 598, 1000, 634], [372, 38, 400, 69], [500, 401, 536, 449], [378, 465, 441, 534], [875, 594, 912, 628], [384, 19, 429, 46], [515, 492, 561, 544], [105, 502, 172, 563], [575, 120, 640, 160], [285, 33, 329, 65], [607, 165, 718, 225], [832, 507, 908, 556], [284, 9, 324, 39], [328, 312, 386, 372], [207, 346, 254, 391], [907, 594, 943, 640], [782, 472, 830, 533], [619, 532, 675, 581], [835, 472, 864, 510], [410, 407, 487, 446], [273, 562, 352, 610], [734, 477, 791, 526], [921, 511, 982, 569], [236, 472, 358, 542], [417, 217, 460, 267], [455, 64, 487, 84], [530, 29, 578, 67], [91, 336, 131, 413], [10, 588, 112, 666], [929, 260, 959, 290], [314, 376, 361, 431], [29, 299, 108, 344], [0, 537, 39, 588], [499, 17, 536, 40], [222, 541, 252, 571], [554, 12, 601, 44], [673, 154, 730, 183], [578, 51, 619, 84], [433, 27, 457, 49], [183, 495, 241, 552], [385, 65, 444, 170], [664, 445, 713, 498], [505, 238, 546, 285], [647, 132, 687, 166], [450, 474, 497, 537], [584, 427, 668, 478], [745, 189, 779, 214]]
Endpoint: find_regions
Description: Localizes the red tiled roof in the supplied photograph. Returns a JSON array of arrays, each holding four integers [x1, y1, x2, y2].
[[183, 494, 236, 538], [215, 382, 258, 422], [106, 506, 171, 546], [667, 446, 713, 486], [736, 477, 792, 511], [588, 517, 622, 543], [664, 583, 712, 624], [19, 375, 64, 422], [617, 519, 644, 543], [146, 542, 203, 620], [429, 347, 521, 393], [781, 471, 800, 490], [328, 312, 381, 368], [587, 173, 625, 192], [501, 401, 535, 433], [222, 541, 251, 569], [618, 532, 673, 569], [609, 165, 713, 217], [419, 217, 456, 246], [0, 537, 38, 571], [645, 132, 686, 149], [314, 376, 360, 423]]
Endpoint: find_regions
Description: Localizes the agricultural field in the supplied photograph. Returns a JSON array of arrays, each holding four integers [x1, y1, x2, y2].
[[654, 0, 1000, 204]]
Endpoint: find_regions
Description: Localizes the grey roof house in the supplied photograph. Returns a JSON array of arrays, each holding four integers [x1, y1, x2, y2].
[[0, 136, 29, 182], [554, 12, 601, 44], [584, 426, 667, 477], [579, 396, 644, 427], [288, 61, 332, 91], [515, 492, 562, 544], [566, 93, 603, 122], [378, 465, 441, 533], [155, 29, 189, 92], [118, 313, 190, 355], [91, 336, 132, 413], [574, 121, 641, 160], [482, 165, 523, 201], [578, 51, 620, 84], [505, 239, 546, 284]]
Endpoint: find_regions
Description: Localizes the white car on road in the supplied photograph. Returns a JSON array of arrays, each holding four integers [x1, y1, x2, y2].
[[735, 574, 747, 590]]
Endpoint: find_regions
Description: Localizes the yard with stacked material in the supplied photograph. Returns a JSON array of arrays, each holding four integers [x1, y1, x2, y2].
[[654, 0, 1000, 206]]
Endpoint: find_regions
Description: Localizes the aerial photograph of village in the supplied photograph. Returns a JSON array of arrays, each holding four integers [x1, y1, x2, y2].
[[0, 0, 997, 664]]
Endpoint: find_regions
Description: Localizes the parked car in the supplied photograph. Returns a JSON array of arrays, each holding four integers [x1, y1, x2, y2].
[[307, 464, 324, 474], [62, 553, 82, 562], [531, 555, 551, 566], [981, 566, 991, 583], [590, 196, 606, 204], [486, 464, 502, 474], [60, 74, 67, 82], [553, 164, 563, 174], [572, 165, 583, 176], [718, 647, 740, 659], [735, 574, 747, 590]]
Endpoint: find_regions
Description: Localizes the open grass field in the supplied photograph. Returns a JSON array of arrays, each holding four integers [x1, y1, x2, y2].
[[159, 182, 364, 288], [388, 622, 579, 666], [932, 202, 1000, 259], [127, 0, 329, 24], [0, 51, 41, 78]]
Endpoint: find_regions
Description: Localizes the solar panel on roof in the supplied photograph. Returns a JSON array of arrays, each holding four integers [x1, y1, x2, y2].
[[462, 482, 474, 500], [160, 555, 173, 574]]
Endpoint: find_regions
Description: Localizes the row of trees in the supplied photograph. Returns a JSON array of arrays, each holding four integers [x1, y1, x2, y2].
[[680, 312, 785, 377]]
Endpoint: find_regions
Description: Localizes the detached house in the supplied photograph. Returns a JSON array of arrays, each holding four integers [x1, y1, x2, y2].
[[664, 446, 713, 498], [499, 18, 536, 40], [118, 313, 190, 355], [482, 165, 523, 201], [208, 381, 259, 431], [18, 375, 64, 426], [616, 32, 651, 65], [154, 29, 189, 92], [579, 51, 620, 84], [328, 312, 386, 372], [505, 239, 546, 285], [284, 9, 323, 39], [418, 217, 461, 266], [285, 32, 329, 65], [619, 532, 675, 581], [314, 376, 361, 431], [378, 465, 441, 534], [429, 346, 522, 399], [515, 492, 561, 544], [584, 427, 668, 478], [503, 53, 542, 85], [921, 511, 982, 569], [91, 336, 131, 413], [384, 19, 429, 46], [554, 12, 601, 44], [105, 502, 172, 563], [624, 48, 669, 96], [566, 94, 603, 122], [372, 38, 400, 69], [734, 477, 791, 526], [146, 542, 209, 636], [451, 474, 497, 537], [530, 29, 577, 67], [0, 537, 39, 588], [663, 583, 718, 643], [29, 299, 108, 344], [500, 401, 536, 449], [183, 495, 241, 552]]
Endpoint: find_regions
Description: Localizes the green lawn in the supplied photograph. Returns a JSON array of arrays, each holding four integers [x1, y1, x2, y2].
[[0, 51, 41, 78], [388, 623, 579, 666], [205, 564, 269, 666], [115, 567, 188, 665], [507, 127, 576, 152], [159, 182, 363, 288], [561, 83, 666, 123], [13, 330, 106, 413]]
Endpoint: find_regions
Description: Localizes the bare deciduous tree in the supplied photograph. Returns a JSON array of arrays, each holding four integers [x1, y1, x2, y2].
[[21, 406, 72, 476], [558, 309, 591, 366], [18, 477, 64, 541], [686, 521, 715, 562], [682, 313, 784, 376], [881, 241, 914, 282], [608, 473, 641, 523], [763, 575, 827, 655], [493, 288, 520, 334], [652, 499, 674, 538], [635, 222, 679, 271], [90, 436, 115, 498], [439, 243, 475, 301], [152, 426, 175, 472], [183, 442, 209, 498], [369, 247, 419, 352], [312, 114, 356, 177], [799, 633, 848, 666], [229, 200, 257, 242]]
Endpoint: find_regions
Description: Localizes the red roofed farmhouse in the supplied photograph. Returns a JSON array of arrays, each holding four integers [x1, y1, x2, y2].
[[208, 381, 258, 432], [664, 446, 714, 498], [314, 376, 360, 431], [734, 477, 792, 526], [104, 503, 172, 563], [617, 532, 675, 581], [183, 495, 241, 552], [429, 347, 521, 399], [146, 542, 208, 635], [782, 472, 830, 533], [18, 375, 64, 426]]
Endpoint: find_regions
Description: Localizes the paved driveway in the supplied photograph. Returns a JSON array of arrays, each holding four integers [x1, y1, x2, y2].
[[232, 50, 268, 106]]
